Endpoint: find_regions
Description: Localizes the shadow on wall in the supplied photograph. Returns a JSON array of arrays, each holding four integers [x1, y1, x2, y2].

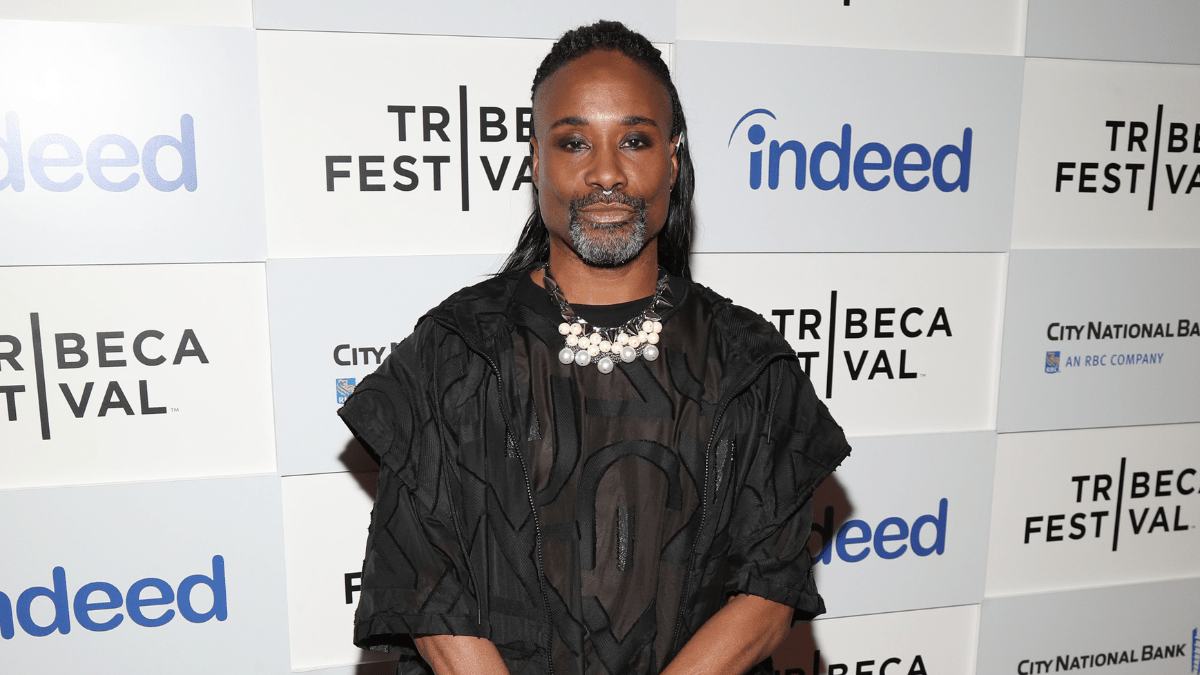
[[769, 471, 855, 675]]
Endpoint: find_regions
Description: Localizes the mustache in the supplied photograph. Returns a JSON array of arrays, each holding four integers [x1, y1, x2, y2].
[[569, 190, 647, 210]]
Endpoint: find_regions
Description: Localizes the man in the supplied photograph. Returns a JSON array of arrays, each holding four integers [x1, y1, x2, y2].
[[338, 20, 851, 675]]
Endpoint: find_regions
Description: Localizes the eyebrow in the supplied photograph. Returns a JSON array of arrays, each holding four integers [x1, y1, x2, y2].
[[548, 115, 660, 129]]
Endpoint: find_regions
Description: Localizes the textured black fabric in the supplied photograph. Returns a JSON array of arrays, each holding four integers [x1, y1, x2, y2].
[[338, 270, 852, 675]]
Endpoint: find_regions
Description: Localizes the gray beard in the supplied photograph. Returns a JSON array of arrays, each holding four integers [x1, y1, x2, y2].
[[566, 194, 649, 267]]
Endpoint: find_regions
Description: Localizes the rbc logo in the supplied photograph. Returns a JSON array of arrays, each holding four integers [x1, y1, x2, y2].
[[336, 378, 356, 405], [729, 109, 972, 193], [1045, 351, 1060, 374]]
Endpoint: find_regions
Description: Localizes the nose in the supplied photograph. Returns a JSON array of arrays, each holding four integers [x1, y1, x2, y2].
[[584, 138, 627, 194]]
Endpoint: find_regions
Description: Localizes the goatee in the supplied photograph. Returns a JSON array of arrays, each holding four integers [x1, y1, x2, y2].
[[566, 191, 649, 267]]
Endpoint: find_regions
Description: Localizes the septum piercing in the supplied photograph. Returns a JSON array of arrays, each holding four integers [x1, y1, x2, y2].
[[601, 188, 613, 195]]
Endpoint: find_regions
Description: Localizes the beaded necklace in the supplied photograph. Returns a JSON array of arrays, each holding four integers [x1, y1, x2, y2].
[[539, 264, 670, 374]]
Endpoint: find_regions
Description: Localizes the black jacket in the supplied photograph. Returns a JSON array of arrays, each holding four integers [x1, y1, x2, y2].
[[339, 270, 851, 675]]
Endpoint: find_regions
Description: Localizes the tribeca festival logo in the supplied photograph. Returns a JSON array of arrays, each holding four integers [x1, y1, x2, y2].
[[769, 291, 953, 399], [1054, 106, 1200, 209], [0, 556, 227, 640], [790, 649, 929, 675], [0, 113, 197, 193], [0, 313, 209, 440], [729, 109, 972, 194], [1022, 457, 1195, 552], [323, 88, 533, 210], [1040, 317, 1199, 373]]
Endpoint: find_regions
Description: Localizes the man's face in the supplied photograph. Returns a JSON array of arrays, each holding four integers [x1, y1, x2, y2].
[[531, 50, 678, 268]]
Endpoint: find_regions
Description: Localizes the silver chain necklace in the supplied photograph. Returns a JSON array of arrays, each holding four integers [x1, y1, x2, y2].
[[539, 264, 670, 374]]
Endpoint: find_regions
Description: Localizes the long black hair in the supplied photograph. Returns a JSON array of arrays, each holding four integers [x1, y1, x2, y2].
[[498, 20, 696, 279]]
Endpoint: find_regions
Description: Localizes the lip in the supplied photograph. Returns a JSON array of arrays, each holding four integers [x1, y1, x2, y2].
[[578, 205, 635, 224]]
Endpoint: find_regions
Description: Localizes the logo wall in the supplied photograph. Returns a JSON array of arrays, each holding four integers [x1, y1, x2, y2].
[[675, 41, 1022, 253], [259, 32, 671, 259], [809, 432, 995, 619], [978, 578, 1200, 675], [0, 475, 290, 673], [281, 471, 392, 671], [997, 249, 1200, 432], [677, 0, 1024, 56], [266, 254, 499, 476], [0, 20, 266, 265], [692, 253, 1005, 437], [986, 423, 1200, 598], [0, 264, 277, 490], [1011, 58, 1200, 248], [770, 604, 981, 675]]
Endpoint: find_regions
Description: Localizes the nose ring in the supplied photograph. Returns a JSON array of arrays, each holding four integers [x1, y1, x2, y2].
[[601, 188, 613, 196]]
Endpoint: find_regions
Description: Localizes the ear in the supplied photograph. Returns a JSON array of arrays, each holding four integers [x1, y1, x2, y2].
[[530, 135, 541, 190]]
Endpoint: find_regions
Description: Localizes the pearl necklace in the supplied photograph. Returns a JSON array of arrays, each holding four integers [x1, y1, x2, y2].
[[539, 264, 670, 374]]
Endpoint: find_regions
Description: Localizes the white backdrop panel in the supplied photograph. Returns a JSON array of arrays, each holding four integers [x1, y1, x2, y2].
[[1011, 58, 1200, 249], [977, 578, 1200, 675], [772, 604, 981, 675], [0, 475, 290, 673], [0, 1, 251, 26], [282, 472, 393, 672], [986, 424, 1200, 598], [259, 32, 602, 259], [0, 20, 266, 265], [676, 41, 1022, 253], [692, 253, 1006, 437], [997, 249, 1200, 432], [678, 0, 1025, 56], [0, 263, 277, 490], [267, 254, 499, 476], [252, 0, 674, 41], [813, 432, 995, 619], [1026, 0, 1200, 66]]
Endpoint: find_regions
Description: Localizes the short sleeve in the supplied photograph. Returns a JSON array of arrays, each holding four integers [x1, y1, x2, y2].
[[723, 359, 851, 622], [337, 331, 485, 654]]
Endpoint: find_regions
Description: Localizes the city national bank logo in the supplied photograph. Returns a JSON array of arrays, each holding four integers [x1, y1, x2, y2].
[[336, 378, 356, 405], [1018, 636, 1190, 673], [1053, 106, 1200, 210], [323, 87, 532, 211], [729, 109, 972, 193], [0, 112, 197, 193], [0, 313, 209, 440], [769, 291, 954, 399], [0, 556, 227, 640], [1040, 317, 1198, 374], [1023, 457, 1195, 553]]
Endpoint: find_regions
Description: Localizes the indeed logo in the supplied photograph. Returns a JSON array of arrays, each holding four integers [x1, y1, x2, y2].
[[729, 109, 972, 193], [0, 112, 197, 193], [0, 556, 226, 640], [811, 499, 948, 565]]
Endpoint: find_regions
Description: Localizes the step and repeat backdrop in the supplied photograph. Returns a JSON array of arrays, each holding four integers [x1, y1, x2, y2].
[[2, 1, 1198, 673]]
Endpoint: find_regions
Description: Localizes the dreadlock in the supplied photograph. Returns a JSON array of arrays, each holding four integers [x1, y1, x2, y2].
[[497, 20, 696, 279]]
